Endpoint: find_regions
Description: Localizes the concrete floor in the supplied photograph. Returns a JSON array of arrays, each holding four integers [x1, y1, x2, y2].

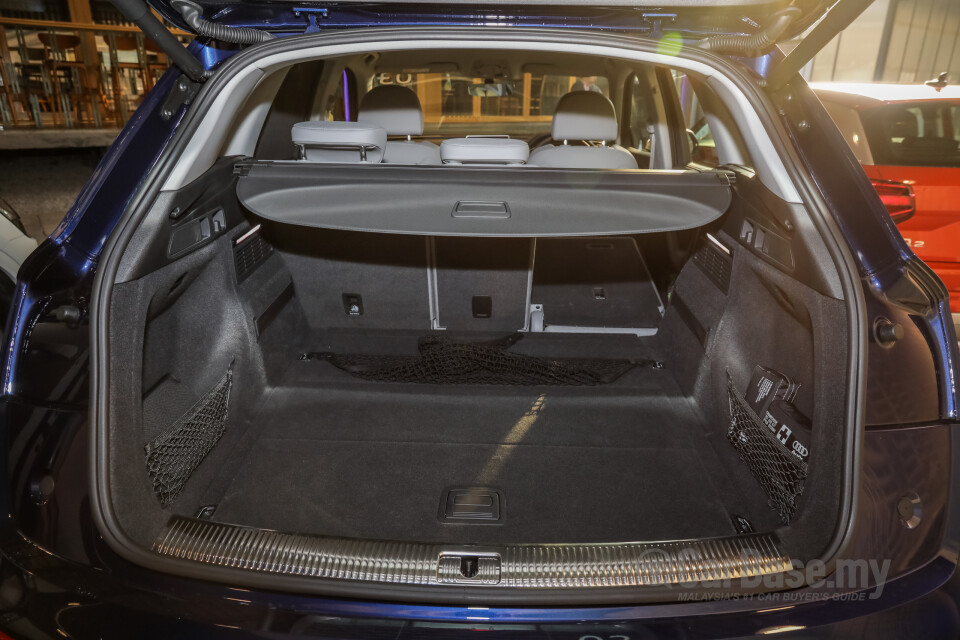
[[0, 149, 100, 242]]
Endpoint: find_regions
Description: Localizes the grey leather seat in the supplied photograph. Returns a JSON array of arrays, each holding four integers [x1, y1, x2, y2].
[[528, 91, 638, 169], [440, 137, 530, 165], [291, 121, 387, 163], [358, 85, 441, 165]]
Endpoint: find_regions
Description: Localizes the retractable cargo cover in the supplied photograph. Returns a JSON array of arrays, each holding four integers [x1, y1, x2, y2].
[[235, 162, 733, 237]]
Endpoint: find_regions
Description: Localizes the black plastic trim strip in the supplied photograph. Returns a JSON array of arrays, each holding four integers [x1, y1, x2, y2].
[[671, 293, 707, 347], [254, 281, 294, 337]]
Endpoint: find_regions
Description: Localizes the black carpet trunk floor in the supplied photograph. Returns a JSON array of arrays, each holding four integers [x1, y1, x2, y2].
[[204, 369, 757, 544], [215, 439, 730, 544]]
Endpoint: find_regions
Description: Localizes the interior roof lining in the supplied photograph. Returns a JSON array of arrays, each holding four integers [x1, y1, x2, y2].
[[162, 37, 802, 205]]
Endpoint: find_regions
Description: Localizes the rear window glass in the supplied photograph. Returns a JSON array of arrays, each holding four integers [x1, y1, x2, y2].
[[368, 73, 609, 138], [672, 71, 718, 168], [860, 101, 960, 168]]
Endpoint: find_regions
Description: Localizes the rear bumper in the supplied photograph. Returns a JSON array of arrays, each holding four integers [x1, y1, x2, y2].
[[6, 417, 960, 636], [0, 521, 956, 640]]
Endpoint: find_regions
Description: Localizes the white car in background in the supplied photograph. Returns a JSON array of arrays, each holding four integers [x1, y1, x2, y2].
[[0, 198, 38, 324]]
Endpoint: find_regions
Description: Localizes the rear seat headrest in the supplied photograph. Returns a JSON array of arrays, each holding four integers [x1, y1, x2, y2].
[[552, 91, 619, 143], [358, 85, 424, 137], [291, 121, 387, 163], [440, 137, 530, 165]]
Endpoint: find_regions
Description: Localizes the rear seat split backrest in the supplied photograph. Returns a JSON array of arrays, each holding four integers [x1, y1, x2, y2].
[[528, 91, 638, 170], [291, 121, 387, 163], [440, 137, 530, 165], [358, 85, 442, 164]]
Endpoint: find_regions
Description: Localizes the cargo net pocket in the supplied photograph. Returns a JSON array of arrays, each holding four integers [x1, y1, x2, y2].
[[727, 376, 807, 524], [145, 370, 232, 507], [310, 335, 661, 386]]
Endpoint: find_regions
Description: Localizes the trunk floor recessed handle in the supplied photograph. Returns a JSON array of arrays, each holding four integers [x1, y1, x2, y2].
[[453, 201, 510, 219], [439, 487, 503, 523]]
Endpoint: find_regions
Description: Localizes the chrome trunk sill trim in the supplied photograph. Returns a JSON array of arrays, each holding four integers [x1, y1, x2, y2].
[[154, 517, 793, 588]]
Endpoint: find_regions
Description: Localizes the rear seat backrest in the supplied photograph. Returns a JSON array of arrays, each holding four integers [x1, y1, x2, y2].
[[440, 137, 530, 165], [291, 121, 387, 163], [358, 85, 442, 165], [528, 91, 638, 170]]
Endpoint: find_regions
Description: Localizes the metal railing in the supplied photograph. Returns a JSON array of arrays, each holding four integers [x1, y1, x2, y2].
[[0, 18, 186, 130]]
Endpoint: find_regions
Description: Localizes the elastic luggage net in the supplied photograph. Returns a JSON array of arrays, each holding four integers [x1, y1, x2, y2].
[[726, 375, 807, 525], [145, 369, 232, 507], [302, 335, 661, 385]]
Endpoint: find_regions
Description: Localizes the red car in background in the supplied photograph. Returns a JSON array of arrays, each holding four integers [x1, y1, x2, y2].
[[813, 81, 960, 325]]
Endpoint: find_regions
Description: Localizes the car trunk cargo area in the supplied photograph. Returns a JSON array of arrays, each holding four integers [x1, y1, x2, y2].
[[166, 330, 767, 546], [101, 166, 850, 592]]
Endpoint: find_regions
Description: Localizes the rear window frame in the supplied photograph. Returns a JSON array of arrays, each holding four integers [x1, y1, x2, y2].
[[859, 99, 960, 168]]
